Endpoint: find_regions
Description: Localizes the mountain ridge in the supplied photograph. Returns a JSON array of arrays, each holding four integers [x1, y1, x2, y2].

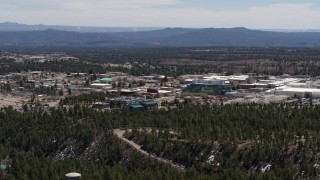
[[0, 22, 162, 33], [1, 26, 320, 47]]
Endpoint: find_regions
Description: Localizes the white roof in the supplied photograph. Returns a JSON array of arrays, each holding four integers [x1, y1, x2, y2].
[[90, 83, 111, 86], [121, 89, 135, 92], [228, 78, 247, 81], [65, 172, 81, 177], [277, 86, 320, 93], [203, 75, 249, 80], [30, 56, 45, 59], [287, 82, 307, 85], [158, 90, 172, 93]]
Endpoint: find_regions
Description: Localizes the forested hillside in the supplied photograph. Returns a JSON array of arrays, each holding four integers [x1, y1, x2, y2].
[[1, 103, 320, 179], [3, 47, 320, 76]]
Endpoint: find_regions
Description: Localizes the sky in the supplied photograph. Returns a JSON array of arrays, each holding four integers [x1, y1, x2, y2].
[[1, 0, 320, 29]]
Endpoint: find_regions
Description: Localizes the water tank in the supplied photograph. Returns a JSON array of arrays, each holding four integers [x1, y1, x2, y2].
[[65, 172, 81, 180]]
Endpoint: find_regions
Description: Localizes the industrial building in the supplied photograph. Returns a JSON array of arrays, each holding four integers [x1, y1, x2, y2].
[[90, 83, 112, 89], [129, 104, 145, 111], [107, 96, 143, 108], [128, 101, 158, 111], [147, 87, 174, 96], [141, 101, 158, 110], [182, 79, 232, 96], [92, 77, 114, 84], [268, 86, 320, 98]]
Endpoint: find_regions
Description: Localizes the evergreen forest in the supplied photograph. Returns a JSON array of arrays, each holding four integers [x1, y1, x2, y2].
[[1, 103, 320, 179]]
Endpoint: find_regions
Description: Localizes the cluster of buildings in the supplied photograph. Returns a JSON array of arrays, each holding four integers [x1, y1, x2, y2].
[[181, 74, 320, 97], [92, 96, 158, 111], [179, 73, 320, 105], [3, 61, 320, 111], [83, 72, 320, 107], [0, 52, 79, 63], [24, 54, 78, 63]]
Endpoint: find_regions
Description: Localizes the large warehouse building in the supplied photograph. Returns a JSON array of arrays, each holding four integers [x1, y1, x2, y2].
[[267, 86, 320, 98], [182, 79, 232, 96]]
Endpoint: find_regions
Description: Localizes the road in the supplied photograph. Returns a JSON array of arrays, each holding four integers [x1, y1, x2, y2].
[[113, 129, 186, 172]]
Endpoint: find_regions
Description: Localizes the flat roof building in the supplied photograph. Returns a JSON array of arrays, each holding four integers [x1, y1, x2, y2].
[[182, 79, 231, 96], [90, 83, 112, 89], [142, 101, 158, 110], [129, 104, 145, 111], [268, 86, 320, 98], [92, 78, 114, 84]]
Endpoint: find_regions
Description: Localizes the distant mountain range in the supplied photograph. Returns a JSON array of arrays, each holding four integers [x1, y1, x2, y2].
[[0, 22, 162, 33], [1, 22, 320, 47]]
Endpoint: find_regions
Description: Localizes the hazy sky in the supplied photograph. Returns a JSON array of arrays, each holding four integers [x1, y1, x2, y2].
[[1, 0, 320, 29]]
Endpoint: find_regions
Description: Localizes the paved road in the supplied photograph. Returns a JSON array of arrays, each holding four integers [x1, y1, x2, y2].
[[113, 129, 186, 171]]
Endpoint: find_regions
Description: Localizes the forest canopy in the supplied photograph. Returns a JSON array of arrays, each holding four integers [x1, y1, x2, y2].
[[1, 103, 320, 179]]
